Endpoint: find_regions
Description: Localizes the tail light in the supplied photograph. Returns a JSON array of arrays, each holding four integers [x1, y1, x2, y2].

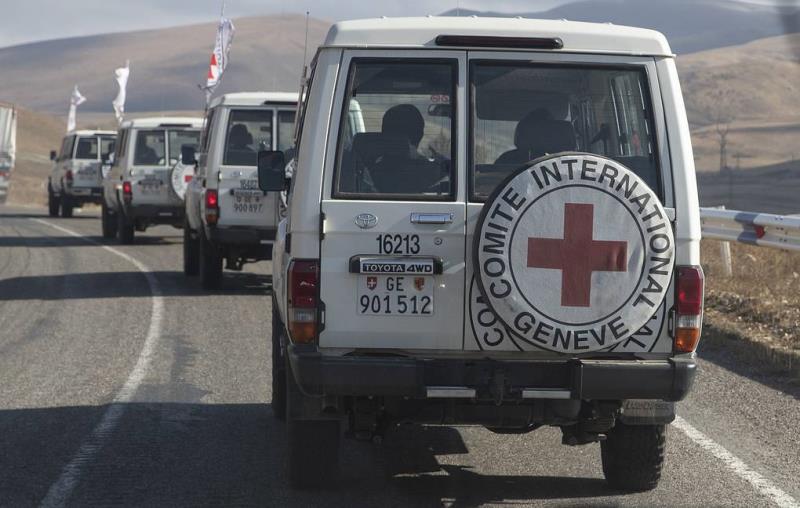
[[205, 189, 219, 225], [675, 266, 704, 353], [65, 170, 73, 185], [122, 181, 132, 203], [287, 259, 320, 344]]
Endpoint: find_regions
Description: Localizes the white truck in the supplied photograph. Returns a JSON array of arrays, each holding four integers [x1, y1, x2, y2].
[[184, 92, 298, 289], [101, 117, 202, 243], [47, 130, 117, 217], [261, 17, 704, 491], [0, 103, 16, 204]]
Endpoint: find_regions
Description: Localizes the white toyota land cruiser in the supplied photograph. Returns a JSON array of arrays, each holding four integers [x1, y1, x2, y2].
[[184, 92, 297, 289], [48, 130, 116, 217], [101, 117, 202, 243], [260, 17, 703, 491]]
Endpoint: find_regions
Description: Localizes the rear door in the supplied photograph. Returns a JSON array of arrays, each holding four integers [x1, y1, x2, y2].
[[72, 135, 101, 189], [319, 52, 467, 351], [216, 107, 284, 229]]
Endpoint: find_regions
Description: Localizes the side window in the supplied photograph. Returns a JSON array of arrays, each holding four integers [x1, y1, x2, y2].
[[293, 57, 318, 154], [60, 136, 75, 161], [333, 59, 457, 200], [114, 130, 128, 164], [200, 108, 216, 153], [133, 130, 166, 166], [223, 109, 272, 166]]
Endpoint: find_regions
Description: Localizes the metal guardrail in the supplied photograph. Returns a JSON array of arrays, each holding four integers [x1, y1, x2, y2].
[[700, 207, 800, 251]]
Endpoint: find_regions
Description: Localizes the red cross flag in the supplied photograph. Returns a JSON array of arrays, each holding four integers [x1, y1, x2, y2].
[[204, 10, 235, 104], [474, 153, 675, 354]]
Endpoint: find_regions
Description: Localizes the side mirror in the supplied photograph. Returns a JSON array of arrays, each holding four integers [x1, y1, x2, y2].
[[257, 150, 286, 192], [50, 150, 57, 161], [181, 145, 197, 165]]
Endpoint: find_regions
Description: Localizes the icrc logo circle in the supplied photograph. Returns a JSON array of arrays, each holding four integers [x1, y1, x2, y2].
[[474, 153, 675, 354]]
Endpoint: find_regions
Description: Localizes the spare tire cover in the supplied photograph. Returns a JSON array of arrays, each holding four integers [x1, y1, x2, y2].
[[474, 153, 675, 354], [169, 161, 193, 201]]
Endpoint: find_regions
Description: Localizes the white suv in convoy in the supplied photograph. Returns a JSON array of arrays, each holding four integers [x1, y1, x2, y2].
[[184, 92, 298, 289], [48, 130, 116, 217], [101, 117, 202, 243], [261, 17, 703, 491]]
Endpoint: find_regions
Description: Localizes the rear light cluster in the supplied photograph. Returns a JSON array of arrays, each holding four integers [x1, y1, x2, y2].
[[287, 260, 320, 344], [65, 170, 74, 185], [122, 181, 133, 203], [205, 189, 219, 225], [675, 266, 704, 353]]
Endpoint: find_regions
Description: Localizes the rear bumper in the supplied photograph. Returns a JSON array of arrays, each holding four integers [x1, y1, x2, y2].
[[206, 225, 276, 246], [288, 344, 696, 402], [65, 187, 103, 203], [124, 204, 184, 223]]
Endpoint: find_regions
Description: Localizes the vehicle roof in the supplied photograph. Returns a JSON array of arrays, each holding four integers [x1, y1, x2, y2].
[[209, 92, 299, 108], [323, 17, 672, 57], [67, 130, 117, 137], [120, 116, 204, 129]]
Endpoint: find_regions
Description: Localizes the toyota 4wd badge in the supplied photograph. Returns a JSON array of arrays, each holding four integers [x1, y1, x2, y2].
[[474, 153, 675, 354]]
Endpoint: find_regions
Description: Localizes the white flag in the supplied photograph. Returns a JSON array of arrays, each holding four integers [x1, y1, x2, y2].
[[113, 61, 130, 124], [204, 14, 235, 104], [67, 85, 86, 133]]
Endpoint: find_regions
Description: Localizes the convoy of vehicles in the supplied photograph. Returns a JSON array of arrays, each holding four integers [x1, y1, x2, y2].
[[101, 117, 202, 243], [0, 103, 16, 204], [29, 15, 705, 495], [258, 17, 703, 490], [184, 92, 298, 289], [48, 130, 116, 217]]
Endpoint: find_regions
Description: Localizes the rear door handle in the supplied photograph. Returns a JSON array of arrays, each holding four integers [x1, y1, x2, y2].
[[410, 212, 454, 225]]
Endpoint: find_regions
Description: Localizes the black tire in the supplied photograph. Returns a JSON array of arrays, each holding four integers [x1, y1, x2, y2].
[[117, 209, 135, 245], [48, 186, 60, 217], [183, 220, 200, 276], [271, 299, 287, 421], [601, 422, 666, 492], [199, 234, 222, 289], [286, 364, 340, 490], [101, 203, 117, 239], [60, 195, 73, 218]]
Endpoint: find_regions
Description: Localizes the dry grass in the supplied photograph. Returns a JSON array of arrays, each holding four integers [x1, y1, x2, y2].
[[702, 240, 800, 352]]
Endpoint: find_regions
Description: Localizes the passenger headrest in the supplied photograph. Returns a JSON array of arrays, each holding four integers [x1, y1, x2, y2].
[[381, 105, 424, 147], [514, 109, 575, 154], [229, 124, 253, 148], [352, 132, 411, 164]]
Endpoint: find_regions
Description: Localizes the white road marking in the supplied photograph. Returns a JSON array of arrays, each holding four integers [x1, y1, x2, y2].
[[674, 416, 799, 508], [33, 219, 164, 508]]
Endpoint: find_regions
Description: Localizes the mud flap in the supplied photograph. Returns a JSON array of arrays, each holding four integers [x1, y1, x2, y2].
[[619, 400, 675, 425]]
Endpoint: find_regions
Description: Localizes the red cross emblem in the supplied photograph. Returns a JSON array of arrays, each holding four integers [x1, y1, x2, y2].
[[367, 276, 377, 290], [527, 203, 628, 308]]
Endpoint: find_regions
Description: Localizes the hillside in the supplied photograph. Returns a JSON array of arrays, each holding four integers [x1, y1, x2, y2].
[[8, 108, 65, 206], [0, 14, 330, 114], [443, 0, 800, 55]]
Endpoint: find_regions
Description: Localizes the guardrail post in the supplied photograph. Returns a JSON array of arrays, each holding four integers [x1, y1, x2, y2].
[[714, 205, 733, 277]]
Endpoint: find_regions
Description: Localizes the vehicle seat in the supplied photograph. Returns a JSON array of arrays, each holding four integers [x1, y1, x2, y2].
[[495, 110, 576, 166]]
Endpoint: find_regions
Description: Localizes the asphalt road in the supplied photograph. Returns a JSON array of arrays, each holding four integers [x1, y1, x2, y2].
[[0, 204, 798, 507]]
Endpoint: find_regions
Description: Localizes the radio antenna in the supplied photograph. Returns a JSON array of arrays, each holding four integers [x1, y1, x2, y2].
[[303, 11, 310, 68]]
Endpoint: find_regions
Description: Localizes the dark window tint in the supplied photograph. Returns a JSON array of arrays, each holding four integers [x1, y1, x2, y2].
[[223, 110, 272, 166], [134, 130, 166, 165], [471, 62, 660, 200], [75, 137, 98, 160], [334, 59, 457, 200]]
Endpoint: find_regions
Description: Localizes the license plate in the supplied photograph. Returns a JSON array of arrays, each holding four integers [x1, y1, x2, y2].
[[232, 189, 263, 213], [140, 179, 162, 193], [357, 275, 433, 316]]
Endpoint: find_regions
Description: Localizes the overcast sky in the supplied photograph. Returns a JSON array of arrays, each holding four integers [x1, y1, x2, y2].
[[1, 0, 794, 48]]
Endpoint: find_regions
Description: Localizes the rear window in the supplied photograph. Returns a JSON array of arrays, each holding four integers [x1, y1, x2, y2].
[[223, 110, 272, 166], [471, 62, 661, 200], [277, 110, 296, 153], [134, 130, 166, 165], [100, 137, 115, 161], [168, 130, 200, 164], [334, 59, 457, 200], [74, 137, 98, 160]]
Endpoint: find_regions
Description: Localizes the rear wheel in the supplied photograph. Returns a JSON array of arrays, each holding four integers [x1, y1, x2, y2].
[[271, 299, 287, 421], [117, 209, 134, 245], [60, 195, 73, 218], [601, 422, 666, 491], [48, 186, 60, 217], [199, 234, 222, 289], [101, 203, 117, 239], [286, 362, 340, 489], [183, 220, 200, 276]]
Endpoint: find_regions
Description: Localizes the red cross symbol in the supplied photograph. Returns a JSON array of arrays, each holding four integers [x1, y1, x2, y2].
[[527, 203, 628, 308]]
